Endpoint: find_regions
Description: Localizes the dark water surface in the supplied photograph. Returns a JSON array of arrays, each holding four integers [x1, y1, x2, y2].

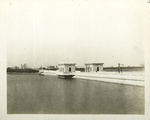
[[7, 74, 144, 114]]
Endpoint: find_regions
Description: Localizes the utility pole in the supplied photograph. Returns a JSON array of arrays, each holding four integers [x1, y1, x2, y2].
[[118, 63, 124, 73]]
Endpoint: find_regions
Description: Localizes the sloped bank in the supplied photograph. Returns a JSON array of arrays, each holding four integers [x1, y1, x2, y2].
[[39, 70, 145, 87], [74, 72, 144, 87], [74, 75, 144, 87]]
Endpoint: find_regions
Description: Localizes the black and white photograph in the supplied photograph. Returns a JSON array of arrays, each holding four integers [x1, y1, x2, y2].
[[0, 0, 150, 119]]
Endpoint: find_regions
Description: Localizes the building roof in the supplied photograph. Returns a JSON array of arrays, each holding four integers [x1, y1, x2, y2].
[[85, 61, 104, 65], [58, 61, 76, 65]]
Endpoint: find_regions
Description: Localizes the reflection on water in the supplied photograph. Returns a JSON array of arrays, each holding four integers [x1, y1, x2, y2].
[[7, 74, 144, 114]]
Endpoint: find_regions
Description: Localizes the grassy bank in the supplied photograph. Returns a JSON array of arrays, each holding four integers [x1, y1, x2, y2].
[[103, 67, 144, 72]]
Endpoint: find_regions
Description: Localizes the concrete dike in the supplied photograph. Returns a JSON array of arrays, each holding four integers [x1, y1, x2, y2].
[[39, 70, 145, 87]]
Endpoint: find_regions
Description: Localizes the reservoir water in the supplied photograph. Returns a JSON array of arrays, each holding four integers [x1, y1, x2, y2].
[[7, 74, 144, 114]]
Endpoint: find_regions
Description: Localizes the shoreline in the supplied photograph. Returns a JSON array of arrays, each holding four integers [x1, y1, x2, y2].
[[7, 72, 144, 87], [7, 70, 145, 87]]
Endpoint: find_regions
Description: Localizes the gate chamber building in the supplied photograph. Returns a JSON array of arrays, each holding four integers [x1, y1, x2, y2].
[[85, 61, 104, 72]]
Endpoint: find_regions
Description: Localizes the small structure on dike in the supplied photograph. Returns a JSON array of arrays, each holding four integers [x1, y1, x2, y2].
[[85, 61, 104, 72], [56, 61, 76, 78]]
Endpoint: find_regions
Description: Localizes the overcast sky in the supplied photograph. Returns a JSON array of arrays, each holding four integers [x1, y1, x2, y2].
[[4, 0, 145, 68]]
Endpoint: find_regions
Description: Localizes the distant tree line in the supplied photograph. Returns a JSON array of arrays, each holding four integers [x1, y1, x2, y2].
[[7, 66, 144, 73], [7, 68, 39, 73]]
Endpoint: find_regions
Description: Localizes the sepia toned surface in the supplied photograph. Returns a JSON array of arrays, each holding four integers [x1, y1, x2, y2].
[[0, 0, 150, 120], [7, 74, 144, 114]]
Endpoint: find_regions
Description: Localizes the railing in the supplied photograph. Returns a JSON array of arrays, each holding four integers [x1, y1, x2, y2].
[[78, 71, 145, 77], [97, 72, 144, 76], [39, 69, 57, 73]]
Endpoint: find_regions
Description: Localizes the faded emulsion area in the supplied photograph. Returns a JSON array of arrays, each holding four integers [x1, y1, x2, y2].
[[7, 74, 144, 114]]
